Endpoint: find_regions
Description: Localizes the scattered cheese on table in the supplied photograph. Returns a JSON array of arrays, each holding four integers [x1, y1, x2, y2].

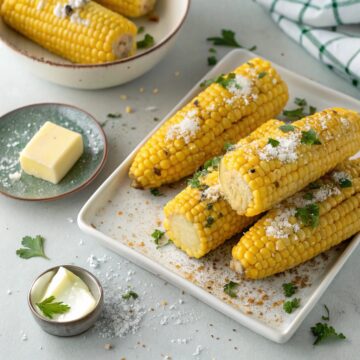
[[20, 121, 83, 184]]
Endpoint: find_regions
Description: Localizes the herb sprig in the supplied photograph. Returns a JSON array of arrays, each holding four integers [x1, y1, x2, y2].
[[283, 298, 301, 314], [282, 282, 298, 297], [150, 188, 164, 197], [137, 33, 155, 49], [36, 296, 70, 319], [301, 129, 321, 145], [283, 98, 317, 121], [311, 323, 346, 345], [207, 29, 256, 51], [16, 235, 49, 260], [295, 203, 320, 228], [151, 229, 171, 248], [224, 281, 239, 298], [122, 290, 139, 300]]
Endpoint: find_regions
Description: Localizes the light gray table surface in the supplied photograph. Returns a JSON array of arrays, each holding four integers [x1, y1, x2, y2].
[[1, 1, 360, 359]]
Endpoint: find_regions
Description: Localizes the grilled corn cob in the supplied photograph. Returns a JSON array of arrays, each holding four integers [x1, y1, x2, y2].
[[129, 58, 289, 188], [163, 121, 282, 258], [231, 159, 360, 279], [0, 0, 137, 64], [94, 0, 156, 17], [220, 108, 360, 216]]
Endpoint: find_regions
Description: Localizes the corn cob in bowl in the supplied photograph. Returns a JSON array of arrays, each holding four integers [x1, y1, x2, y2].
[[0, 0, 137, 64], [231, 159, 360, 279], [94, 0, 156, 17], [162, 120, 283, 258], [129, 58, 289, 189], [219, 108, 360, 216]]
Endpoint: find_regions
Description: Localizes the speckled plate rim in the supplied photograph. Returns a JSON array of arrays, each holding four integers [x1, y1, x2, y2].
[[0, 0, 191, 69], [78, 49, 360, 343], [0, 103, 108, 202]]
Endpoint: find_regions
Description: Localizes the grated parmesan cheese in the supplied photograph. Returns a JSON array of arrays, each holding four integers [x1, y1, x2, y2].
[[225, 75, 253, 105], [258, 131, 300, 163], [166, 109, 200, 144], [201, 184, 221, 202], [265, 208, 299, 239], [332, 171, 351, 183], [340, 117, 350, 128]]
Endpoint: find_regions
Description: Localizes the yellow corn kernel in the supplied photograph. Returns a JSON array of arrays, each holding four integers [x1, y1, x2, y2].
[[94, 0, 156, 17]]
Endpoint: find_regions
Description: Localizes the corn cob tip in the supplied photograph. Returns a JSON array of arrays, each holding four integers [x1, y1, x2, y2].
[[130, 179, 144, 189]]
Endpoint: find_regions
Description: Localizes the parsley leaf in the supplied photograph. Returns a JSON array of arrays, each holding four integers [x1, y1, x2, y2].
[[209, 48, 217, 53], [309, 105, 317, 115], [339, 178, 352, 188], [16, 235, 49, 260], [36, 296, 70, 319], [283, 108, 306, 120], [122, 290, 139, 300], [137, 26, 145, 34], [301, 129, 322, 145], [224, 142, 235, 151], [150, 188, 164, 196], [205, 216, 215, 228], [295, 203, 320, 228], [283, 298, 301, 314], [282, 282, 298, 297], [258, 71, 267, 79], [294, 98, 307, 107], [207, 29, 255, 51], [200, 73, 239, 89], [107, 112, 122, 118], [303, 192, 314, 200], [137, 33, 155, 49], [309, 181, 321, 189], [208, 56, 217, 66], [311, 322, 346, 345], [268, 138, 280, 147], [322, 304, 330, 321], [151, 229, 171, 248], [187, 169, 208, 189], [279, 124, 295, 133], [204, 156, 221, 171], [224, 281, 239, 298]]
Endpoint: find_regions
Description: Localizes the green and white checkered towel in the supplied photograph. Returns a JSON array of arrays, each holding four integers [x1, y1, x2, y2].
[[256, 0, 360, 87]]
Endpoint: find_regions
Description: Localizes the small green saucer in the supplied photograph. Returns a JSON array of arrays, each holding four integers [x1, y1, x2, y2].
[[0, 103, 107, 201]]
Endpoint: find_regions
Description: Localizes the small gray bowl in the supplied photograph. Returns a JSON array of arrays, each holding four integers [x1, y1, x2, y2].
[[28, 265, 104, 337]]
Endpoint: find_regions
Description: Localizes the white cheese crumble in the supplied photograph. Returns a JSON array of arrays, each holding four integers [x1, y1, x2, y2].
[[258, 131, 301, 163], [166, 109, 200, 144], [201, 184, 221, 202], [340, 117, 350, 128], [265, 208, 299, 239], [192, 345, 204, 356], [53, 0, 90, 25], [225, 75, 253, 105], [332, 171, 351, 183]]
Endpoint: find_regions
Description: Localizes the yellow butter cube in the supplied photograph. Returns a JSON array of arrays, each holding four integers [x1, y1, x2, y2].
[[20, 121, 84, 184]]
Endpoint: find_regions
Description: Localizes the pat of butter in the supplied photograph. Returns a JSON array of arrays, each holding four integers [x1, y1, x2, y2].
[[39, 267, 96, 321], [20, 121, 83, 184]]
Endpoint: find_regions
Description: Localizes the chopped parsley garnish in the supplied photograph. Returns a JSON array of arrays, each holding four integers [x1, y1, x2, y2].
[[16, 235, 49, 260], [295, 203, 320, 228], [283, 298, 301, 314], [138, 26, 145, 34], [224, 142, 235, 151], [209, 47, 217, 53], [301, 129, 321, 145], [206, 203, 213, 210], [187, 170, 207, 189], [311, 322, 346, 345], [137, 33, 155, 49], [200, 73, 240, 89], [268, 138, 280, 147], [279, 124, 295, 133], [223, 281, 239, 298], [282, 282, 298, 297], [151, 229, 171, 248], [294, 98, 307, 107], [309, 181, 321, 189], [36, 296, 70, 319], [207, 29, 256, 51], [122, 290, 139, 300], [283, 108, 306, 120], [283, 98, 317, 121], [322, 304, 330, 321], [208, 56, 217, 66], [204, 156, 221, 171], [258, 71, 267, 79], [107, 112, 122, 118], [303, 192, 314, 200], [205, 216, 215, 228], [150, 188, 163, 196], [339, 178, 352, 188]]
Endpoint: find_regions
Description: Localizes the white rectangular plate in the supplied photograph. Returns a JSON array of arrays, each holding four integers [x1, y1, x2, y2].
[[78, 49, 360, 343]]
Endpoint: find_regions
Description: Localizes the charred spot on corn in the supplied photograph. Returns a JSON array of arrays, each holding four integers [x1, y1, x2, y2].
[[205, 216, 215, 228], [153, 167, 161, 176], [206, 203, 214, 211], [193, 99, 200, 107]]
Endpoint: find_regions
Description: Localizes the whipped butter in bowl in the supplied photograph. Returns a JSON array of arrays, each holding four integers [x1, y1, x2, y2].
[[28, 265, 103, 336]]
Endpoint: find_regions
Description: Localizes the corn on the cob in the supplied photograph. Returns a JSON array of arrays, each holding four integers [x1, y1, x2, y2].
[[163, 120, 282, 258], [129, 58, 289, 188], [220, 108, 360, 216], [0, 0, 137, 64], [94, 0, 156, 17], [231, 159, 360, 279]]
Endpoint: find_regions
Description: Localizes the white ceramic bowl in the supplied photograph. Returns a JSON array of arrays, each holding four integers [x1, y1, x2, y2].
[[0, 0, 190, 89]]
